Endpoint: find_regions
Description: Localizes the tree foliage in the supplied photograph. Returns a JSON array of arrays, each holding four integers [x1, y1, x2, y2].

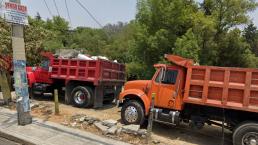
[[0, 0, 258, 79]]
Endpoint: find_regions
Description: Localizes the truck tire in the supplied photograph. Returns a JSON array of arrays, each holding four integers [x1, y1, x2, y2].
[[233, 122, 258, 145], [121, 100, 145, 125], [71, 86, 93, 108]]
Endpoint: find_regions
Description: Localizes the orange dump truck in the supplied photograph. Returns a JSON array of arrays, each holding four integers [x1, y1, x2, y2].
[[118, 55, 258, 145]]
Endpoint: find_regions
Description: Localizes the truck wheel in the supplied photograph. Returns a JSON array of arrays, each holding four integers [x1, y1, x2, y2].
[[71, 86, 93, 108], [233, 122, 258, 145], [121, 100, 145, 125]]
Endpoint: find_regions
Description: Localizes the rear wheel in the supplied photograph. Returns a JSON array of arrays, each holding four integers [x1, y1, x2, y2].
[[233, 122, 258, 145], [71, 86, 93, 108], [121, 100, 145, 125]]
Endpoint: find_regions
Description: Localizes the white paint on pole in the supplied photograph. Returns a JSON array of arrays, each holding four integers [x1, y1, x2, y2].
[[0, 0, 28, 25]]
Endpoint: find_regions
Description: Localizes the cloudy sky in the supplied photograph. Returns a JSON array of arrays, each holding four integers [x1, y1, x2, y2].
[[6, 0, 258, 28]]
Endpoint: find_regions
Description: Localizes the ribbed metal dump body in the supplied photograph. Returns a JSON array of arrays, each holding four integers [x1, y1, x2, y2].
[[50, 58, 125, 85], [183, 65, 258, 113]]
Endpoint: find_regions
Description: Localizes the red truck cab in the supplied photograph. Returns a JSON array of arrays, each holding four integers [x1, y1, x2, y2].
[[27, 52, 53, 88]]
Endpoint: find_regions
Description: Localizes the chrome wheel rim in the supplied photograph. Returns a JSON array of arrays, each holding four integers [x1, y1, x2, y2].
[[242, 132, 258, 145], [125, 106, 138, 123], [74, 90, 88, 105]]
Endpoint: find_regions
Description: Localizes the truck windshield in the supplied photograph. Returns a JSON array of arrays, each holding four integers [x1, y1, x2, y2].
[[155, 69, 178, 85], [41, 59, 49, 70]]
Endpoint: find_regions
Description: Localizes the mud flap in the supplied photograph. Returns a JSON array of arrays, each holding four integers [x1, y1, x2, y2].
[[94, 84, 104, 108], [65, 84, 72, 105], [114, 86, 122, 104]]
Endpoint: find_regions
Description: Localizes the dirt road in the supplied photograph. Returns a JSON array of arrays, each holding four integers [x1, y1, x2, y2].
[[26, 98, 232, 145]]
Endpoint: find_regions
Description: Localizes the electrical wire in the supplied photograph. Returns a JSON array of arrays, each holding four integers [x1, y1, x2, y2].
[[74, 0, 103, 28], [65, 0, 72, 26], [43, 0, 53, 17], [53, 0, 60, 16]]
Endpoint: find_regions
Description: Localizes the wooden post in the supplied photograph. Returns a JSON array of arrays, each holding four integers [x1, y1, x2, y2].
[[54, 89, 59, 115], [146, 93, 156, 143], [0, 70, 12, 105]]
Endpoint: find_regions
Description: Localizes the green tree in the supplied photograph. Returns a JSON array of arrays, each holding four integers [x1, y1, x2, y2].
[[173, 29, 200, 62], [0, 18, 11, 54], [202, 0, 258, 34], [199, 0, 258, 66], [43, 16, 70, 51], [103, 21, 136, 63], [24, 16, 52, 65], [243, 23, 258, 56], [217, 29, 257, 68], [132, 0, 199, 79], [68, 27, 108, 55]]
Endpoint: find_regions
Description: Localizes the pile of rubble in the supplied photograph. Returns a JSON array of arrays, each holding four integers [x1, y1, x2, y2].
[[67, 114, 148, 138], [54, 49, 114, 61]]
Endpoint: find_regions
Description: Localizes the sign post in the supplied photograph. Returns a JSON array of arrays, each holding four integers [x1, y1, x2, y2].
[[1, 0, 32, 125]]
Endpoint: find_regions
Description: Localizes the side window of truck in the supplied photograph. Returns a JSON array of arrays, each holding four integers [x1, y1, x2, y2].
[[41, 59, 49, 70], [155, 69, 178, 85]]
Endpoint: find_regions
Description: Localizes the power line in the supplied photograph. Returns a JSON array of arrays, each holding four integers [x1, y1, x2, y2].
[[43, 0, 53, 17], [65, 0, 72, 25], [74, 0, 103, 28], [53, 0, 60, 16]]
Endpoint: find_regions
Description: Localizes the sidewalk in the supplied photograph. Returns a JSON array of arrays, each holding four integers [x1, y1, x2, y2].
[[0, 107, 130, 145]]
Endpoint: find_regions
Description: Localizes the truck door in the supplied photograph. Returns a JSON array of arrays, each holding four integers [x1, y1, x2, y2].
[[34, 58, 52, 83], [151, 68, 179, 109]]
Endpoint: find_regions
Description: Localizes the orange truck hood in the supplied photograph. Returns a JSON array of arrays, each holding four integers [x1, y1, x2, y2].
[[124, 80, 151, 92]]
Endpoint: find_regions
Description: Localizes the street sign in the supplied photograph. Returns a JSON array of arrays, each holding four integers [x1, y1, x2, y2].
[[0, 1, 28, 25]]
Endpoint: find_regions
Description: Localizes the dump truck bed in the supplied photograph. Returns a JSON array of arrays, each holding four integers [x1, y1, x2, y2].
[[183, 65, 258, 113], [50, 58, 125, 85]]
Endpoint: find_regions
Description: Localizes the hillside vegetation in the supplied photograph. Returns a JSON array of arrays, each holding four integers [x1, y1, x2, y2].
[[1, 0, 258, 79]]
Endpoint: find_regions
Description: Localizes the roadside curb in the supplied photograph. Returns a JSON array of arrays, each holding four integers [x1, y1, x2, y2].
[[0, 107, 130, 145], [0, 129, 35, 145]]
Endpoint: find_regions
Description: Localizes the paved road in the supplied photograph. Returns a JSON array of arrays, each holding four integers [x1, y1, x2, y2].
[[0, 137, 21, 145]]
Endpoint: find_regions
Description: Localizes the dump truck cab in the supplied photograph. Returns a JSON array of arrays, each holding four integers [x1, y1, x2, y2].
[[26, 52, 54, 96], [119, 55, 191, 125], [27, 52, 53, 87]]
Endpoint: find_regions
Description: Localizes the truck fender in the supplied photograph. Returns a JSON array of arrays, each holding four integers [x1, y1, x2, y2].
[[120, 89, 150, 115], [27, 72, 36, 88]]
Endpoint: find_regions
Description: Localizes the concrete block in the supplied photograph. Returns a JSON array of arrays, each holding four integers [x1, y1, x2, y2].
[[94, 122, 108, 134], [122, 124, 140, 134], [107, 126, 117, 135], [102, 119, 117, 127]]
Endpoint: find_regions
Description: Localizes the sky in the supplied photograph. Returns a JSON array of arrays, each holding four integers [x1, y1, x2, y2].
[[7, 0, 258, 28], [21, 0, 137, 28]]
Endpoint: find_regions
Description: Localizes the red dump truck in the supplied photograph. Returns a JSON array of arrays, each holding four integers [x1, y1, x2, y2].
[[27, 52, 125, 108], [118, 54, 258, 145]]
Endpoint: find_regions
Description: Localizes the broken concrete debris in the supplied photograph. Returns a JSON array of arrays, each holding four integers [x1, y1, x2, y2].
[[102, 119, 117, 127], [122, 124, 140, 134], [69, 114, 147, 138], [94, 122, 109, 134]]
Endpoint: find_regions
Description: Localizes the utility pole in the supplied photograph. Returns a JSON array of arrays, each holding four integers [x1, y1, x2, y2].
[[9, 0, 32, 125]]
